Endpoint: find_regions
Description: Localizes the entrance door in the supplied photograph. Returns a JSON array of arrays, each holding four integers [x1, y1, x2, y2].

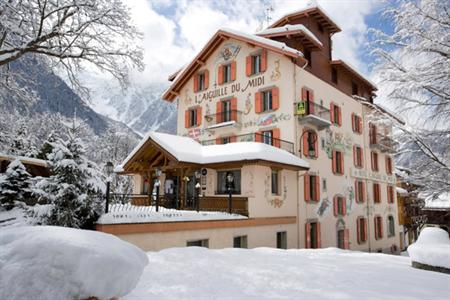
[[337, 229, 345, 249], [310, 222, 318, 249]]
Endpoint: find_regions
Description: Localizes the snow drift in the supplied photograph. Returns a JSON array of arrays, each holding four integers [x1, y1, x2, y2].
[[0, 226, 148, 300], [408, 227, 450, 269]]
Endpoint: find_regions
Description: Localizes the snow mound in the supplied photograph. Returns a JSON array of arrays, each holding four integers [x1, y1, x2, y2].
[[407, 227, 450, 269], [0, 226, 148, 300]]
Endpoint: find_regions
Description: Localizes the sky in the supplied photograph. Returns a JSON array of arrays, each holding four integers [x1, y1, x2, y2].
[[123, 0, 393, 86]]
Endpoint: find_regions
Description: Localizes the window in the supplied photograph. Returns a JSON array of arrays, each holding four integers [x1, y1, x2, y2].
[[193, 70, 209, 92], [330, 103, 342, 126], [304, 174, 320, 202], [221, 100, 231, 122], [187, 239, 209, 248], [302, 130, 318, 158], [222, 137, 231, 144], [223, 64, 232, 83], [387, 216, 395, 237], [373, 183, 381, 203], [369, 123, 377, 145], [352, 81, 358, 95], [304, 49, 312, 67], [333, 196, 346, 216], [217, 170, 241, 194], [189, 109, 198, 127], [233, 235, 248, 248], [374, 216, 383, 240], [332, 150, 344, 175], [277, 231, 287, 249], [331, 67, 338, 84], [385, 156, 393, 174], [262, 130, 273, 145], [355, 180, 365, 203], [357, 217, 368, 244], [387, 185, 395, 204], [252, 54, 261, 74], [353, 146, 363, 168], [262, 90, 273, 111], [352, 114, 362, 134], [305, 222, 321, 249], [371, 151, 379, 172], [142, 177, 150, 195], [337, 229, 349, 249], [271, 170, 279, 195]]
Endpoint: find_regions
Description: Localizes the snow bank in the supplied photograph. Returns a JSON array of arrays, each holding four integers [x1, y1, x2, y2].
[[125, 247, 449, 300], [97, 204, 247, 224], [0, 226, 148, 300], [408, 227, 450, 269]]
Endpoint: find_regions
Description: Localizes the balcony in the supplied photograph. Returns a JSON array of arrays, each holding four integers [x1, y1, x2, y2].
[[294, 101, 331, 129], [201, 132, 295, 154], [370, 132, 397, 153], [205, 110, 242, 129]]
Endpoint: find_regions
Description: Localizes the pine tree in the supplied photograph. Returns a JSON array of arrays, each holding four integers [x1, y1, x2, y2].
[[0, 159, 34, 210], [36, 131, 57, 160], [39, 124, 105, 228]]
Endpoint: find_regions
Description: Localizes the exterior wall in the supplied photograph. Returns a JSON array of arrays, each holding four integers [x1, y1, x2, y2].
[[114, 223, 297, 252]]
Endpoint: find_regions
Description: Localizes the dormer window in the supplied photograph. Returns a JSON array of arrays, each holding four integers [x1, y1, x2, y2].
[[352, 81, 358, 95]]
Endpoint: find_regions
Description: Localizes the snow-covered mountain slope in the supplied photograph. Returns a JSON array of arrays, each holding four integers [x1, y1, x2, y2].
[[88, 81, 177, 135]]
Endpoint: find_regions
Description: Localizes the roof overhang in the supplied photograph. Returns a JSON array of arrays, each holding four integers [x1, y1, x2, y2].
[[162, 29, 307, 102], [257, 28, 323, 51], [330, 60, 377, 91], [269, 6, 341, 34]]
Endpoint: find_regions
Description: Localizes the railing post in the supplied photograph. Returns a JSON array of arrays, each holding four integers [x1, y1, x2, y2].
[[228, 189, 232, 214]]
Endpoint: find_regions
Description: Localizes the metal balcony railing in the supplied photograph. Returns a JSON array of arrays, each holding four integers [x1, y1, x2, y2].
[[201, 132, 295, 154], [205, 110, 242, 128], [294, 101, 331, 129]]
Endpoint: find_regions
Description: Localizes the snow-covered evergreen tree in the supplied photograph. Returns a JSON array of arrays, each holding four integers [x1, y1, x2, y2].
[[36, 131, 57, 160], [0, 159, 34, 210], [370, 0, 450, 198], [38, 124, 105, 229]]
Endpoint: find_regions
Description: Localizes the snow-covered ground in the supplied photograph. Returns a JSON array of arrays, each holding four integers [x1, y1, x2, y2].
[[125, 247, 450, 300], [408, 227, 450, 269], [0, 226, 148, 300], [97, 203, 247, 224]]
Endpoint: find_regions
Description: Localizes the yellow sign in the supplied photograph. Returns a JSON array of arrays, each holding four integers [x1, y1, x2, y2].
[[295, 102, 306, 115]]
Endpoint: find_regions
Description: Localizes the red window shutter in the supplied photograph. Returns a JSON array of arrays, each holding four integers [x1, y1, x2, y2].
[[340, 151, 344, 174], [338, 106, 342, 126], [351, 113, 356, 132], [255, 92, 262, 113], [246, 56, 252, 76], [301, 88, 307, 101], [353, 146, 357, 167], [379, 217, 383, 238], [231, 61, 236, 81], [272, 128, 281, 148], [304, 175, 310, 202], [317, 223, 322, 248], [231, 97, 237, 121], [302, 130, 309, 157], [185, 110, 190, 128], [357, 219, 361, 244], [344, 229, 349, 249], [315, 176, 320, 201], [313, 132, 318, 158], [330, 103, 335, 123], [261, 49, 267, 72], [355, 181, 359, 203], [332, 150, 337, 174], [193, 75, 199, 93], [359, 148, 364, 167], [343, 197, 347, 215], [371, 152, 375, 171], [364, 219, 368, 241], [255, 131, 263, 143], [196, 107, 202, 126], [272, 87, 279, 110], [215, 138, 222, 145], [362, 182, 366, 202], [216, 102, 222, 123], [204, 70, 209, 89], [333, 196, 338, 216], [305, 223, 311, 248], [218, 65, 224, 85], [230, 136, 237, 143], [308, 89, 315, 114], [358, 117, 363, 134], [374, 217, 378, 239], [386, 156, 392, 174]]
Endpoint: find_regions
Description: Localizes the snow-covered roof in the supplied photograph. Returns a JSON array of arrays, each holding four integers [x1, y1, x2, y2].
[[257, 24, 323, 47], [422, 192, 450, 210], [162, 28, 305, 101], [0, 153, 48, 167], [396, 187, 408, 196], [116, 132, 309, 172]]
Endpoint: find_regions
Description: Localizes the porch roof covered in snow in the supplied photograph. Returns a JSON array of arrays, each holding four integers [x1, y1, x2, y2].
[[0, 153, 50, 177], [115, 132, 309, 174]]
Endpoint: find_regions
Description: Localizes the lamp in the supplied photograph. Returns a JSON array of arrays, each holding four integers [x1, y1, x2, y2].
[[226, 172, 235, 214], [194, 170, 201, 211], [154, 168, 161, 212], [104, 161, 114, 213]]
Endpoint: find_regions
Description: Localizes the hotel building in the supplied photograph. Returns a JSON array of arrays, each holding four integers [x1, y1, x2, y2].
[[101, 6, 402, 253]]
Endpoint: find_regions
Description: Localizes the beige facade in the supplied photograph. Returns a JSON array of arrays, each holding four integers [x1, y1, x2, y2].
[[109, 7, 401, 254]]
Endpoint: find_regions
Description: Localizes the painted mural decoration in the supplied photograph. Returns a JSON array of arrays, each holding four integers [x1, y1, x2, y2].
[[244, 170, 254, 197], [324, 129, 353, 159], [270, 59, 281, 81], [317, 198, 331, 217], [244, 92, 252, 115], [216, 43, 241, 62], [184, 89, 193, 105], [242, 113, 291, 128], [344, 183, 355, 215]]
